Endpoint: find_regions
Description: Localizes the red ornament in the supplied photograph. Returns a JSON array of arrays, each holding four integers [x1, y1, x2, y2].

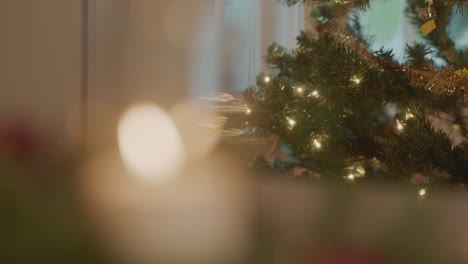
[[0, 119, 40, 161]]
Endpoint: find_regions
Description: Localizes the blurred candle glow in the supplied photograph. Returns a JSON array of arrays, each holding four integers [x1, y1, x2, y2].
[[118, 103, 185, 181]]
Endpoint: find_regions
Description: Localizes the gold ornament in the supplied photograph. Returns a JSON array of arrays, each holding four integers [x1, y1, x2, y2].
[[421, 19, 436, 35], [420, 0, 437, 35]]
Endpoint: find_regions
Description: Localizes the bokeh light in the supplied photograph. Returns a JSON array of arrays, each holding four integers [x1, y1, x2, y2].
[[118, 103, 184, 181]]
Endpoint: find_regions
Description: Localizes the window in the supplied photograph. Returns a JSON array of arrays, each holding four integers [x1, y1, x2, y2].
[[191, 0, 307, 96]]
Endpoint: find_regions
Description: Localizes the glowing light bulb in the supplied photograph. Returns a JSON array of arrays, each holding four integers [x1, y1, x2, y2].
[[356, 166, 365, 176], [296, 87, 304, 94], [405, 112, 414, 120], [396, 120, 404, 131], [348, 174, 355, 181], [264, 76, 271, 83], [351, 76, 361, 84], [246, 108, 252, 115], [309, 90, 319, 98], [313, 140, 322, 149], [287, 118, 296, 128], [419, 189, 426, 197]]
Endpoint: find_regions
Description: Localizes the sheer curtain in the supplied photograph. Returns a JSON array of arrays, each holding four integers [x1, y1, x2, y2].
[[88, 0, 207, 146], [87, 0, 308, 127], [193, 0, 307, 94]]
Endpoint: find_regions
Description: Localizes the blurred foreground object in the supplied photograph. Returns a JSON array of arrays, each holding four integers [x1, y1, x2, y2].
[[81, 101, 250, 264], [118, 103, 185, 181], [0, 118, 40, 162], [78, 101, 468, 264]]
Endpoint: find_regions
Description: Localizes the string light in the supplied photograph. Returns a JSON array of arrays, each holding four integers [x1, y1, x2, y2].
[[419, 189, 427, 197], [351, 75, 362, 84], [405, 110, 414, 120], [405, 112, 414, 120], [355, 166, 365, 176], [296, 87, 304, 94], [245, 108, 252, 115], [264, 76, 271, 83], [344, 164, 365, 182], [309, 90, 319, 98], [313, 139, 322, 149], [287, 117, 296, 128], [396, 120, 405, 131]]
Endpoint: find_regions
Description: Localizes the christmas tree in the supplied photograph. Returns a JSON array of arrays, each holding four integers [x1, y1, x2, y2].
[[242, 0, 468, 186]]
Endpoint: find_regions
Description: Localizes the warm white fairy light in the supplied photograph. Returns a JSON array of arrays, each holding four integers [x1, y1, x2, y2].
[[344, 164, 366, 181], [396, 120, 404, 131], [287, 117, 296, 128], [264, 76, 271, 83], [309, 90, 319, 98], [419, 189, 426, 197], [351, 75, 362, 84], [313, 139, 322, 149], [405, 112, 414, 120], [296, 87, 304, 94], [245, 108, 252, 115], [356, 166, 365, 176]]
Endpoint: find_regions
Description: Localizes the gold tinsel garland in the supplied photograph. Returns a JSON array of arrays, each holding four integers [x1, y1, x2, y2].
[[406, 66, 468, 101], [312, 0, 468, 101], [338, 34, 468, 101], [325, 30, 468, 101]]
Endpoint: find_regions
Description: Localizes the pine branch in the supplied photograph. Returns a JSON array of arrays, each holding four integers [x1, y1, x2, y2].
[[406, 0, 468, 68]]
